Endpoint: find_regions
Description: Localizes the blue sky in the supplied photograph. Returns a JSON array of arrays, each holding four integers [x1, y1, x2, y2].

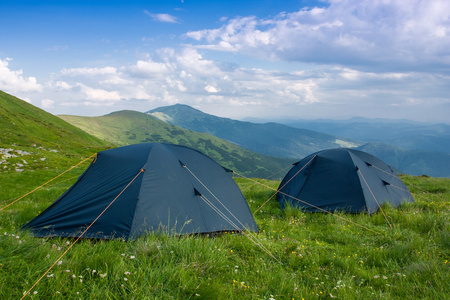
[[1, 0, 449, 123]]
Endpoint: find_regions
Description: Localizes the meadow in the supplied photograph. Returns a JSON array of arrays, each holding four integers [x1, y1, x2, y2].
[[1, 168, 449, 299]]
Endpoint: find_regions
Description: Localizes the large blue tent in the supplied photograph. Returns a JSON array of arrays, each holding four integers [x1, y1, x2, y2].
[[277, 148, 414, 214], [23, 143, 258, 239]]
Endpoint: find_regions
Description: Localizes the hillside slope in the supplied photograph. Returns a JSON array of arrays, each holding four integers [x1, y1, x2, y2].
[[147, 104, 360, 158], [0, 91, 112, 172], [59, 111, 294, 179]]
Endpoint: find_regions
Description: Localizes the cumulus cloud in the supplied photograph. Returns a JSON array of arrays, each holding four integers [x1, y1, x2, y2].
[[205, 85, 218, 93], [41, 99, 54, 108], [186, 0, 450, 72], [144, 10, 179, 23], [0, 58, 42, 93], [76, 83, 121, 103], [129, 59, 171, 77]]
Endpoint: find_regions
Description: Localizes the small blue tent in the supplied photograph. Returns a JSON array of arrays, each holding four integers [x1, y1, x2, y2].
[[277, 148, 414, 214], [23, 143, 258, 239]]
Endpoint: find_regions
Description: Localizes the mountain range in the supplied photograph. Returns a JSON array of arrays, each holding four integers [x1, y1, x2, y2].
[[148, 104, 360, 159], [280, 117, 450, 154], [2, 90, 449, 178], [148, 104, 450, 178]]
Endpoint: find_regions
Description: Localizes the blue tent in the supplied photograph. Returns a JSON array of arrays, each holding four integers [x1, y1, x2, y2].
[[277, 148, 414, 214], [23, 143, 258, 239]]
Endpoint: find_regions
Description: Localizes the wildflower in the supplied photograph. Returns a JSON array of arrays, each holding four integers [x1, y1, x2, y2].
[[33, 291, 38, 295], [92, 270, 97, 274], [124, 271, 131, 275], [46, 274, 54, 278], [16, 235, 20, 239], [121, 253, 126, 256], [57, 260, 63, 265], [100, 273, 107, 278], [80, 279, 83, 283], [373, 275, 380, 279], [124, 278, 128, 281], [72, 275, 76, 278], [65, 270, 71, 273], [130, 255, 135, 259], [383, 276, 388, 280], [46, 254, 50, 258]]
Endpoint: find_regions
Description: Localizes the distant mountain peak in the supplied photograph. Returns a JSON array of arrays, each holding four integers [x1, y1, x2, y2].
[[147, 103, 361, 159]]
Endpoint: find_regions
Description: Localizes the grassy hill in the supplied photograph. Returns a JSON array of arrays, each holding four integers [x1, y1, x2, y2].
[[0, 91, 112, 172], [60, 110, 294, 179], [147, 104, 361, 159]]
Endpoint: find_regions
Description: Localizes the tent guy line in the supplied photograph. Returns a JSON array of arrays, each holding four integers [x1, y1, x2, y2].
[[184, 164, 279, 263], [357, 168, 392, 229], [20, 168, 145, 300], [253, 155, 318, 215], [0, 153, 97, 213], [199, 193, 280, 264], [234, 171, 384, 236]]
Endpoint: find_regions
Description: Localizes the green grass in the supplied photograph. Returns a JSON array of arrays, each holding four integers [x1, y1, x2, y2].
[[1, 170, 449, 299]]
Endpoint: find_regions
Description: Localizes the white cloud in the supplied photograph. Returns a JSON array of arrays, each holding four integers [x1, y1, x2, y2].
[[186, 0, 450, 72], [129, 59, 171, 77], [0, 58, 42, 93], [48, 80, 73, 90], [41, 99, 54, 108], [205, 85, 218, 93], [61, 67, 117, 76], [76, 83, 121, 103], [144, 10, 179, 23]]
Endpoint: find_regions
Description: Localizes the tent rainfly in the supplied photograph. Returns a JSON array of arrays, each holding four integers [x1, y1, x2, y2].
[[22, 143, 258, 239], [277, 148, 414, 214]]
